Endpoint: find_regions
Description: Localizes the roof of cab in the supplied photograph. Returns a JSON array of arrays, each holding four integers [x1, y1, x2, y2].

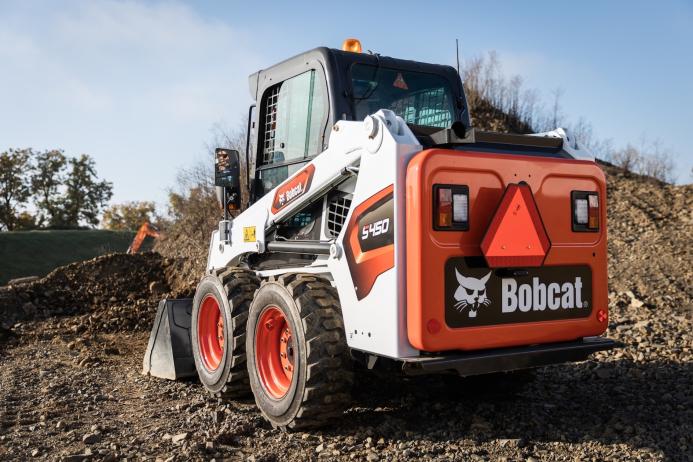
[[247, 47, 462, 101]]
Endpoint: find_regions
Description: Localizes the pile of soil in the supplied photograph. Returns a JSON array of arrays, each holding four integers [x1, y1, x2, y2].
[[0, 253, 169, 331]]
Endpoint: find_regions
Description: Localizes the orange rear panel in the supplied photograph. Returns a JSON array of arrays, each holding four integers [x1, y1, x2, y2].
[[405, 148, 608, 352]]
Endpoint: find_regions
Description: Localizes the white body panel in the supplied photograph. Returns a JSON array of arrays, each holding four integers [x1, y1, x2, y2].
[[327, 111, 421, 359]]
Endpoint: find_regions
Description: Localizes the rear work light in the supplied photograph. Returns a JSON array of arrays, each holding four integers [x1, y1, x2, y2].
[[572, 191, 599, 232], [433, 184, 469, 230]]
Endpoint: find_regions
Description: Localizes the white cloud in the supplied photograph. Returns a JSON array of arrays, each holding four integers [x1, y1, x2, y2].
[[0, 0, 264, 204]]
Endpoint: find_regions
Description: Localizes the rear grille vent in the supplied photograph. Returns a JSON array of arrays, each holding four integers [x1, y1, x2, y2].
[[327, 196, 352, 237]]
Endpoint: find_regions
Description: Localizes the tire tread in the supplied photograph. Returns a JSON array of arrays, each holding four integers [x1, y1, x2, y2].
[[213, 268, 259, 399], [270, 273, 354, 430]]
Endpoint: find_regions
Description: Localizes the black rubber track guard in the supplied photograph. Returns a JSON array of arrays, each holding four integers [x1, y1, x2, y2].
[[401, 337, 620, 377]]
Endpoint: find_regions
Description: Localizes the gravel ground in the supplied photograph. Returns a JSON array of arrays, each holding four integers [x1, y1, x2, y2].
[[0, 292, 690, 461], [0, 167, 691, 461]]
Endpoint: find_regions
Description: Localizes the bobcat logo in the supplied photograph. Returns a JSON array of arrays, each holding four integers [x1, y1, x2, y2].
[[454, 269, 492, 318]]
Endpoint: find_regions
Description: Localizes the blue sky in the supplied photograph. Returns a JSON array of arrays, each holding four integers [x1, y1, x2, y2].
[[1, 0, 691, 207]]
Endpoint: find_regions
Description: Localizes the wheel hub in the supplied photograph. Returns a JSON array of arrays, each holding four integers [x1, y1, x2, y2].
[[198, 294, 224, 371], [256, 306, 294, 399]]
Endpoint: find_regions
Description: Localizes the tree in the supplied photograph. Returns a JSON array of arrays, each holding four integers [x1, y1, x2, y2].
[[59, 154, 113, 227], [15, 211, 37, 230], [0, 149, 32, 231], [102, 201, 157, 231], [608, 141, 676, 183], [31, 149, 67, 227]]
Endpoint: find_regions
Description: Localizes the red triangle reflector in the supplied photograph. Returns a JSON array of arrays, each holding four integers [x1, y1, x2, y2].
[[481, 183, 550, 267]]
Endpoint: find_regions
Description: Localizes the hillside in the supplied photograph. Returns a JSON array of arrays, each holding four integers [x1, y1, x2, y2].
[[602, 163, 692, 311]]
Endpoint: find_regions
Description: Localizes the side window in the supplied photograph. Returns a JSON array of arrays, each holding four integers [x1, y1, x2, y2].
[[258, 70, 327, 193]]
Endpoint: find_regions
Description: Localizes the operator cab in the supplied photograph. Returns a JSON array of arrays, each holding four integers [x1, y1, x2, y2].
[[245, 42, 470, 206]]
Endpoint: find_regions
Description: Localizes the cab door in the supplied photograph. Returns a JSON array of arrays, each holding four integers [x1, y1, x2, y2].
[[252, 69, 329, 201]]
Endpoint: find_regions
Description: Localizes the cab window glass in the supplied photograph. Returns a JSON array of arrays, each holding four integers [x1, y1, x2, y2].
[[259, 70, 326, 194], [351, 64, 455, 128]]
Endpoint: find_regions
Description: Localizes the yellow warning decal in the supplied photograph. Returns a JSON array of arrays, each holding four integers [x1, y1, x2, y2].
[[243, 226, 256, 243]]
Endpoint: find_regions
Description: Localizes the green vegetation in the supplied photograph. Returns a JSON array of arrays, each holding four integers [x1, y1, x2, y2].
[[102, 201, 157, 231], [0, 230, 133, 285], [0, 148, 113, 231]]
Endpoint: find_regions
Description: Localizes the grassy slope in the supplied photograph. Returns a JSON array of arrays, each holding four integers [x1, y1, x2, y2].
[[0, 230, 134, 285]]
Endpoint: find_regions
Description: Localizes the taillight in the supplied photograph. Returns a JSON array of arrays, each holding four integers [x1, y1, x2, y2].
[[571, 191, 599, 232], [433, 185, 469, 230]]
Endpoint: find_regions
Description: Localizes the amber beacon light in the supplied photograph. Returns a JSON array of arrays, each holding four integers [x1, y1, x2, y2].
[[342, 38, 362, 53]]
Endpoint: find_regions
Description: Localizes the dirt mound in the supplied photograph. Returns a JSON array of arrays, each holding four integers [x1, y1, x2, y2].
[[0, 252, 169, 329], [602, 162, 693, 312]]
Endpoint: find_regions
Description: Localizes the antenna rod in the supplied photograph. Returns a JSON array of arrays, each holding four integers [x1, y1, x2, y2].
[[456, 38, 460, 75]]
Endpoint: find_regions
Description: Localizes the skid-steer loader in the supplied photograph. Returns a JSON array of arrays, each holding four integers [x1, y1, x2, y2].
[[143, 39, 618, 430]]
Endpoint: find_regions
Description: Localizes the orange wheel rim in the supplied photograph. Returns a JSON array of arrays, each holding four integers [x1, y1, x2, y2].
[[198, 294, 224, 371], [255, 306, 294, 399]]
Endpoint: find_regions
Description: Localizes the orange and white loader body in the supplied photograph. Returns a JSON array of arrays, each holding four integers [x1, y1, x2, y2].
[[205, 110, 613, 366]]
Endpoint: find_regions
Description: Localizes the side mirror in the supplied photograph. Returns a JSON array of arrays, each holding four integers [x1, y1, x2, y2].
[[215, 148, 241, 212]]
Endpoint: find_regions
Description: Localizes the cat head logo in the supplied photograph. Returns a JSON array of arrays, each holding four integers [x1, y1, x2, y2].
[[453, 269, 492, 318]]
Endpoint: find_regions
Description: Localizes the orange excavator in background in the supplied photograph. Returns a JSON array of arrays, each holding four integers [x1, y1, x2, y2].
[[127, 222, 160, 254]]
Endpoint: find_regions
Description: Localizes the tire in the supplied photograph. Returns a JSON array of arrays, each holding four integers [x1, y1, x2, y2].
[[246, 273, 353, 430], [191, 267, 259, 399]]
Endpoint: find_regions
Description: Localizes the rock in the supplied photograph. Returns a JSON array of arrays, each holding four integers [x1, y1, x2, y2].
[[22, 302, 37, 316], [171, 433, 188, 444], [8, 276, 39, 286], [630, 298, 645, 308], [82, 432, 101, 444], [61, 454, 92, 462], [498, 438, 521, 448], [315, 443, 325, 453], [149, 281, 165, 294]]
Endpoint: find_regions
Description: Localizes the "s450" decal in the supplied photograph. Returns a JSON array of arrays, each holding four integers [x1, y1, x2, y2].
[[344, 185, 395, 299]]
